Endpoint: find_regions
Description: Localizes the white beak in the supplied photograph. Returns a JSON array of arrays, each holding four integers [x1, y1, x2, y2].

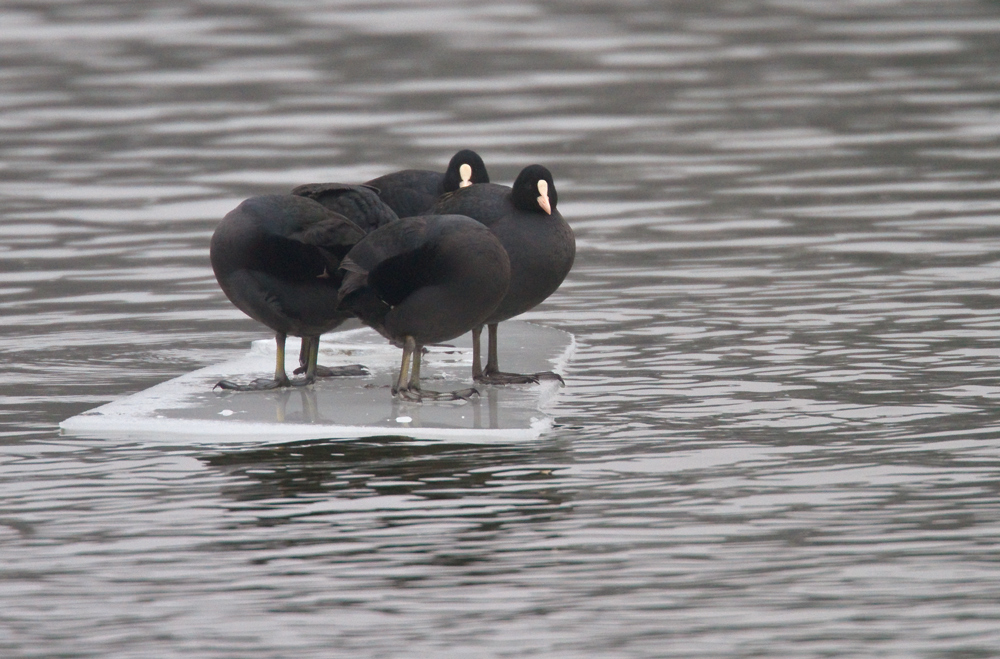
[[459, 163, 473, 188], [536, 179, 551, 214]]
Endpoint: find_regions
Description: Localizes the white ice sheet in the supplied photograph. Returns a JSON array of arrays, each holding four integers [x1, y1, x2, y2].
[[60, 321, 575, 444]]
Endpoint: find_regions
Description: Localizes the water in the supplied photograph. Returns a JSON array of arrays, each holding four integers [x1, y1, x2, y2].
[[3, 0, 1000, 656]]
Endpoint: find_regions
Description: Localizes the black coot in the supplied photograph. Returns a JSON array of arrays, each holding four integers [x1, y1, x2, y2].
[[364, 149, 490, 218], [338, 214, 511, 401], [290, 182, 399, 233], [210, 194, 369, 390], [430, 164, 575, 385], [287, 182, 402, 371]]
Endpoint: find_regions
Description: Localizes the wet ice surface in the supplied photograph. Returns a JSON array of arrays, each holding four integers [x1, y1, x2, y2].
[[3, 1, 1000, 657], [60, 322, 573, 442]]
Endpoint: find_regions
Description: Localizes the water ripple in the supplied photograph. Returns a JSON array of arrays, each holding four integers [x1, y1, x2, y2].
[[3, 1, 1000, 657]]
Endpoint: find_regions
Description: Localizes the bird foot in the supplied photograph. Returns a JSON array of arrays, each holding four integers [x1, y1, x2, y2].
[[293, 363, 370, 377], [534, 371, 565, 385], [447, 387, 481, 401], [393, 387, 480, 402], [214, 374, 320, 391], [214, 377, 289, 391], [475, 370, 564, 386]]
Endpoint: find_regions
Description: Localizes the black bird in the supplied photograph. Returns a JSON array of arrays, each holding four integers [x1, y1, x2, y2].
[[338, 214, 511, 401], [430, 164, 575, 385], [210, 194, 369, 390], [290, 182, 399, 233], [286, 182, 402, 372], [364, 149, 490, 218]]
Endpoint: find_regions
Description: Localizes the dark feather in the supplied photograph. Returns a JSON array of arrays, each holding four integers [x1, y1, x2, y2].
[[367, 243, 440, 307]]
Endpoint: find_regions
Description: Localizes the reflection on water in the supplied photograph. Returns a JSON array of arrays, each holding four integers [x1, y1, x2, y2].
[[3, 0, 1000, 656]]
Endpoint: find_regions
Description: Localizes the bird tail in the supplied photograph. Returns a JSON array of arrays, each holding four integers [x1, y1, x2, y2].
[[337, 256, 368, 304]]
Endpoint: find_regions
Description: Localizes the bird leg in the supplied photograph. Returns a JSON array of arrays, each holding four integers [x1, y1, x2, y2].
[[392, 336, 415, 398], [294, 335, 319, 385], [294, 336, 369, 378], [215, 332, 293, 391], [476, 323, 564, 386], [408, 346, 423, 390], [471, 325, 484, 380], [295, 336, 314, 376], [394, 337, 478, 402]]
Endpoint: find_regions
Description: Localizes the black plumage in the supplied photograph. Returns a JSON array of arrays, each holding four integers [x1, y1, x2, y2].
[[339, 214, 511, 401], [430, 164, 575, 384], [290, 182, 399, 233], [364, 149, 490, 218], [209, 194, 369, 390]]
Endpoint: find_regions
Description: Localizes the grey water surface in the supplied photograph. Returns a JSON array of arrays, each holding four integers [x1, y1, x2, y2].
[[3, 1, 1000, 657]]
